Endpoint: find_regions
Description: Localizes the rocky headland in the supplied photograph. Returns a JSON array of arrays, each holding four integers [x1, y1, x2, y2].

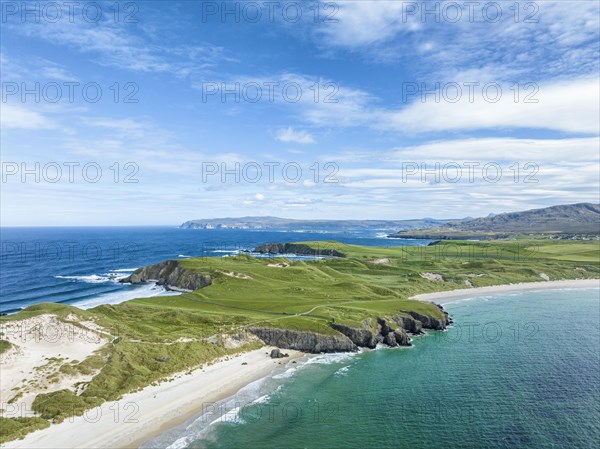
[[121, 260, 212, 292], [121, 258, 450, 353]]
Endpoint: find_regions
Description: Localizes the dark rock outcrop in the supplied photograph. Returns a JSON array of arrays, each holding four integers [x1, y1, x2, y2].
[[330, 317, 414, 349], [270, 348, 289, 358], [394, 315, 424, 334], [401, 309, 449, 330], [253, 243, 345, 258], [246, 305, 451, 354], [249, 327, 357, 353], [376, 318, 411, 347], [120, 260, 212, 292], [331, 323, 377, 349]]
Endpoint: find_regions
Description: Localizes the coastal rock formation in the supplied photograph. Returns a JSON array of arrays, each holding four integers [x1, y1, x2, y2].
[[269, 348, 289, 358], [121, 260, 212, 292], [393, 315, 424, 334], [331, 315, 426, 349], [377, 318, 411, 347], [253, 243, 345, 258], [251, 306, 451, 354], [401, 308, 449, 331], [249, 328, 358, 353], [331, 322, 378, 348]]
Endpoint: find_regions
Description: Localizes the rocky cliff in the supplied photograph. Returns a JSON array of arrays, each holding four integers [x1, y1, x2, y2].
[[250, 310, 449, 353], [253, 243, 345, 258], [401, 307, 449, 331], [331, 315, 426, 349], [123, 259, 450, 353], [120, 260, 212, 292], [248, 327, 357, 353]]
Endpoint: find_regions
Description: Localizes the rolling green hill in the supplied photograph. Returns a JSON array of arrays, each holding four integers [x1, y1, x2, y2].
[[1, 239, 598, 441]]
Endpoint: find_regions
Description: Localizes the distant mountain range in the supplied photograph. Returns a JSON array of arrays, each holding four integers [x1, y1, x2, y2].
[[180, 216, 457, 231], [390, 203, 600, 239], [181, 203, 600, 237]]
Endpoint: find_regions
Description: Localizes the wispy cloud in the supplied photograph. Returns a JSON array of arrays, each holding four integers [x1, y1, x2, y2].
[[311, 1, 599, 79], [275, 127, 315, 144], [7, 11, 228, 76], [302, 76, 600, 135], [0, 104, 56, 130]]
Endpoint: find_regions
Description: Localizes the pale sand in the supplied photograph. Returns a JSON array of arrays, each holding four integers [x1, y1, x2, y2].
[[411, 279, 600, 302], [3, 347, 303, 449], [0, 314, 108, 415]]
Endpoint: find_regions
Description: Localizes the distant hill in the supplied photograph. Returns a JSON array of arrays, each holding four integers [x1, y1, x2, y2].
[[390, 203, 600, 239], [447, 203, 600, 234], [180, 216, 457, 230]]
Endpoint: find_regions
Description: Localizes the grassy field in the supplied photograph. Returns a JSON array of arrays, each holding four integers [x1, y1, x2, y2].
[[0, 239, 598, 441]]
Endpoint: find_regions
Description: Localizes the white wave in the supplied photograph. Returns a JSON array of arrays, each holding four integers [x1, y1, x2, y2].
[[251, 394, 271, 405], [178, 254, 192, 258], [303, 352, 357, 366], [75, 283, 179, 309], [212, 250, 240, 254], [209, 406, 245, 426], [146, 362, 293, 449], [55, 274, 119, 283], [334, 366, 350, 377], [165, 437, 191, 449], [272, 367, 297, 379]]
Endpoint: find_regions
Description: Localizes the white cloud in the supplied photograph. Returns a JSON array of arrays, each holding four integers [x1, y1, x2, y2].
[[8, 15, 226, 75], [229, 73, 598, 136], [315, 2, 422, 47], [0, 104, 55, 130], [275, 127, 315, 144], [386, 137, 600, 162], [302, 76, 600, 135], [311, 1, 599, 80], [1, 52, 78, 82], [383, 77, 600, 134], [255, 193, 265, 200]]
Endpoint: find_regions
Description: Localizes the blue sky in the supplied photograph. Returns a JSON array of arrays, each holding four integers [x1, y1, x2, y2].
[[1, 0, 599, 225]]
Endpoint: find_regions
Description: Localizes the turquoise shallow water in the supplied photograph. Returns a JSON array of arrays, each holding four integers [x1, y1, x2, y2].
[[145, 288, 600, 449]]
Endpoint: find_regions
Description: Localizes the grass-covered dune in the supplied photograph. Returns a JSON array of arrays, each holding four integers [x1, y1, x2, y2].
[[1, 239, 598, 442]]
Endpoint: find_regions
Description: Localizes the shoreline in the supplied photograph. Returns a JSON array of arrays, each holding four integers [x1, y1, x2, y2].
[[411, 279, 600, 303], [3, 279, 599, 448], [2, 347, 304, 449]]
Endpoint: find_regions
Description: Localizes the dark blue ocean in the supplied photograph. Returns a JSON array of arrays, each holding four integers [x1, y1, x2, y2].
[[0, 227, 428, 314], [2, 227, 599, 449]]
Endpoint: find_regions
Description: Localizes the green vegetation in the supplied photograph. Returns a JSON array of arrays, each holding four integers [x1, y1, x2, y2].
[[0, 340, 11, 355], [32, 390, 104, 423], [1, 239, 598, 442], [0, 418, 50, 444]]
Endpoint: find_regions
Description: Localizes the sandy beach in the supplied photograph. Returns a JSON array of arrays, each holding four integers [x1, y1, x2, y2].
[[411, 279, 600, 303], [2, 347, 303, 449], [2, 279, 598, 449]]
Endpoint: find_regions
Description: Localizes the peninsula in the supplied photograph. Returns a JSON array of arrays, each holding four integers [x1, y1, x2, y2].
[[1, 238, 599, 446]]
